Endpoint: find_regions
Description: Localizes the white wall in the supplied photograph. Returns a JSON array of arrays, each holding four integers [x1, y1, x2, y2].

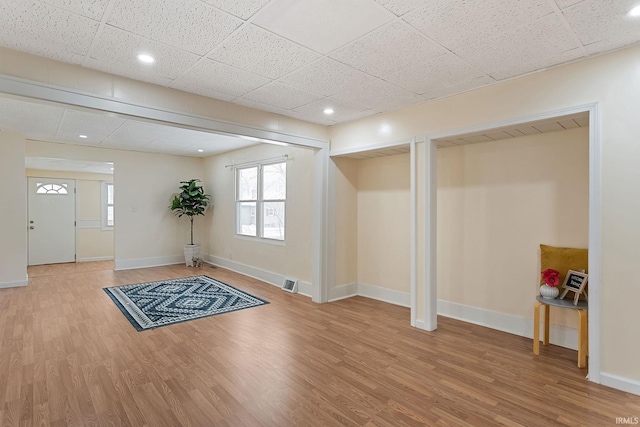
[[24, 141, 206, 269], [437, 128, 589, 328], [330, 45, 640, 386], [26, 169, 115, 262], [204, 143, 315, 283], [0, 131, 27, 287]]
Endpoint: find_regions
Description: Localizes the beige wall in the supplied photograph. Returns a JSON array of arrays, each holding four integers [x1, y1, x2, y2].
[[25, 169, 115, 261], [330, 45, 640, 382], [24, 141, 206, 266], [437, 128, 589, 327], [0, 131, 27, 285], [357, 153, 411, 292], [333, 158, 359, 286], [204, 144, 314, 282]]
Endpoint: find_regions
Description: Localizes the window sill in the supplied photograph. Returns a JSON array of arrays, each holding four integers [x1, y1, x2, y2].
[[234, 234, 285, 246]]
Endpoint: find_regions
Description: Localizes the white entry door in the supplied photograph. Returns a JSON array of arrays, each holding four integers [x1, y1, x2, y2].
[[28, 177, 76, 265]]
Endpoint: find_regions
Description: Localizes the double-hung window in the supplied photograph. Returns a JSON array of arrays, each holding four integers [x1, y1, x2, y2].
[[102, 182, 114, 229], [236, 161, 286, 241]]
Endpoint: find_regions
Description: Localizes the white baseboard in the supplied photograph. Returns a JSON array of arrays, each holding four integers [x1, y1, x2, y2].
[[415, 319, 425, 329], [115, 255, 183, 271], [600, 372, 640, 396], [0, 274, 28, 288], [328, 282, 358, 302], [205, 255, 312, 298], [357, 282, 411, 307], [437, 299, 578, 350], [78, 256, 114, 263]]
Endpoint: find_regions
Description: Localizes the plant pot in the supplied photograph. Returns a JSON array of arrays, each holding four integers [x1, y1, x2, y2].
[[183, 244, 200, 266]]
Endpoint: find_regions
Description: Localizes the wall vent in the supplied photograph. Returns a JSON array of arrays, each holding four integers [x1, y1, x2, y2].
[[281, 277, 298, 293]]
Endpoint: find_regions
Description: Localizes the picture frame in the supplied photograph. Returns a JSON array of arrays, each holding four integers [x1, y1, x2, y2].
[[559, 270, 589, 305]]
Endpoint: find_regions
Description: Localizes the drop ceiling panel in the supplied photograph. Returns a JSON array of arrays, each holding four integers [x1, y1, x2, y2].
[[201, 0, 271, 20], [107, 0, 242, 56], [0, 1, 98, 64], [171, 58, 270, 98], [384, 52, 487, 95], [375, 0, 423, 17], [403, 0, 555, 52], [240, 82, 323, 110], [89, 25, 201, 80], [332, 78, 424, 111], [330, 21, 448, 80], [0, 97, 65, 139], [232, 98, 291, 116], [292, 98, 373, 125], [83, 58, 175, 86], [209, 24, 320, 79], [453, 13, 583, 80], [55, 110, 126, 144], [252, 0, 394, 54], [423, 75, 495, 101], [280, 57, 381, 97], [102, 121, 177, 148], [40, 0, 110, 21], [561, 0, 640, 55]]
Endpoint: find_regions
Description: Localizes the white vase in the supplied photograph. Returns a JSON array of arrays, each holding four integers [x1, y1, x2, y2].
[[183, 244, 200, 266], [540, 284, 559, 299]]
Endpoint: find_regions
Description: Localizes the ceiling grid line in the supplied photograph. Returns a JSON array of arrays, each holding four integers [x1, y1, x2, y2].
[[81, 0, 118, 67]]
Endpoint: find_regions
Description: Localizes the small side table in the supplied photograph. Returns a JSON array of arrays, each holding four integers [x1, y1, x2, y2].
[[533, 295, 588, 368]]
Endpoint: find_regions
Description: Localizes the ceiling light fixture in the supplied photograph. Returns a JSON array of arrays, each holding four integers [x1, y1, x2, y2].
[[323, 108, 334, 115], [137, 53, 155, 64], [197, 149, 204, 152], [628, 5, 640, 16], [79, 134, 88, 138]]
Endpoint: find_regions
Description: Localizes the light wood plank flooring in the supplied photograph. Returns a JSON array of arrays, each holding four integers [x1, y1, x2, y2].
[[0, 262, 638, 426]]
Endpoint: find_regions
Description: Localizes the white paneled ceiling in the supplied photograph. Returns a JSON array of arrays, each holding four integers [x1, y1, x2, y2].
[[335, 112, 589, 159], [0, 96, 258, 157], [434, 112, 589, 148], [1, 0, 640, 125]]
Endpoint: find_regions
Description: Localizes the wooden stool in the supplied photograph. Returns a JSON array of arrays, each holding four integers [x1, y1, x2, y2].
[[533, 295, 588, 368]]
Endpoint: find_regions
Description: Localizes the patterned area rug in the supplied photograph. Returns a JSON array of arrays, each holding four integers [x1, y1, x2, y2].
[[104, 276, 269, 331]]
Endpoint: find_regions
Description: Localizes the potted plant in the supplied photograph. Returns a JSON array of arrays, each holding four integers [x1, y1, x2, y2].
[[169, 179, 210, 266]]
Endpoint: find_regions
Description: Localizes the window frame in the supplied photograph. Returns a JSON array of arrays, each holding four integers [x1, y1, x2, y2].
[[235, 160, 286, 242], [101, 181, 114, 230]]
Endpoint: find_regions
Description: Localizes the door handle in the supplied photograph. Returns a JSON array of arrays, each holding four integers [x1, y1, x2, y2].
[[29, 226, 34, 230]]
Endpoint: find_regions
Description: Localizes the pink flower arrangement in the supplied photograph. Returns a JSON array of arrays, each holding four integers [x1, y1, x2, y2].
[[541, 269, 560, 287]]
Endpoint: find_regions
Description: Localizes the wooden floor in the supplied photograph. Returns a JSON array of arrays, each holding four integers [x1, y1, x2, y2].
[[1, 262, 638, 426]]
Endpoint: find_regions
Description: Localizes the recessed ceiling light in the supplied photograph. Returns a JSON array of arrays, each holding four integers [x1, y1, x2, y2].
[[197, 149, 204, 153], [79, 134, 88, 138], [628, 5, 640, 16], [137, 54, 155, 64], [323, 108, 334, 115]]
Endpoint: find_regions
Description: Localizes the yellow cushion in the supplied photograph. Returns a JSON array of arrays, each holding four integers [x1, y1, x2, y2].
[[540, 244, 588, 297]]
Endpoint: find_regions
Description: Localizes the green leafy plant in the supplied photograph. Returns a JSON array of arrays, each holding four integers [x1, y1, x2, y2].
[[169, 179, 210, 245]]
